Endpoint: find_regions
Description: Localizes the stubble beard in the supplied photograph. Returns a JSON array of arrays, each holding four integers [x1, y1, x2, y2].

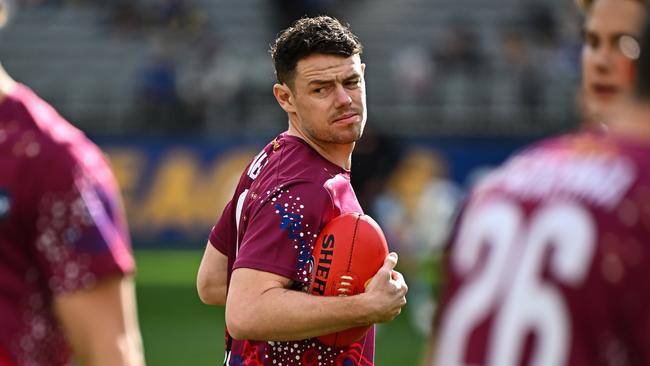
[[312, 120, 364, 145]]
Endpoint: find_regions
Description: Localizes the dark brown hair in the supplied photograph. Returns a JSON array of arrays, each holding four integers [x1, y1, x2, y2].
[[270, 16, 363, 87]]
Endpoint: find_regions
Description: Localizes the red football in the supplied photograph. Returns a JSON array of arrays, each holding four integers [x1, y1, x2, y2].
[[309, 212, 389, 347]]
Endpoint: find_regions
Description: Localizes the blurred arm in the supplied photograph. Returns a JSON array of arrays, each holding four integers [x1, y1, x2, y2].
[[197, 241, 228, 305], [226, 253, 408, 341], [420, 335, 436, 366], [54, 275, 145, 366]]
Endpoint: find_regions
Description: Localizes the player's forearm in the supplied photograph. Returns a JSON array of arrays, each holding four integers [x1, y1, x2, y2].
[[197, 242, 228, 305], [226, 287, 376, 341], [75, 311, 145, 366], [197, 279, 227, 305], [55, 276, 146, 366], [83, 334, 145, 366]]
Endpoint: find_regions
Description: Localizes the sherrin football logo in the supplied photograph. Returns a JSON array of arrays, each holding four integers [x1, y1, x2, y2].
[[310, 234, 334, 296]]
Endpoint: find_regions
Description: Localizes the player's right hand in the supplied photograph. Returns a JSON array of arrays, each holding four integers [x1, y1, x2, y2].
[[363, 252, 408, 324]]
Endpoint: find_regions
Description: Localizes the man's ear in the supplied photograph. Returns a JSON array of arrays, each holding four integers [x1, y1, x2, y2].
[[273, 83, 297, 114]]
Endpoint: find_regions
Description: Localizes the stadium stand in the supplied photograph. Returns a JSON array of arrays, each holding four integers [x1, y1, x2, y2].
[[0, 0, 582, 137]]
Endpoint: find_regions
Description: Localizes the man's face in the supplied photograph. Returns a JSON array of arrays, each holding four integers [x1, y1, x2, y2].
[[286, 53, 366, 146], [582, 0, 645, 123]]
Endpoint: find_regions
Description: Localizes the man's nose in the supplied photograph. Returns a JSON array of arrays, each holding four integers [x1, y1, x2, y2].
[[333, 84, 352, 108], [594, 46, 615, 73]]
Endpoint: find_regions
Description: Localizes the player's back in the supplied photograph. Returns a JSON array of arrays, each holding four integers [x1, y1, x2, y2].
[[434, 131, 650, 366]]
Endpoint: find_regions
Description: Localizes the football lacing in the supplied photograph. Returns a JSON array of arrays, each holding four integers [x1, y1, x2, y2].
[[336, 275, 355, 296]]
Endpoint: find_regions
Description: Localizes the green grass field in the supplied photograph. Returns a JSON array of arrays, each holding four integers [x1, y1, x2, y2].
[[135, 250, 426, 366]]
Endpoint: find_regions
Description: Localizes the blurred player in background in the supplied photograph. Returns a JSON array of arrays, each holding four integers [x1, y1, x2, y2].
[[0, 1, 145, 365], [432, 3, 650, 365], [197, 16, 408, 366], [420, 0, 649, 363], [579, 0, 647, 126]]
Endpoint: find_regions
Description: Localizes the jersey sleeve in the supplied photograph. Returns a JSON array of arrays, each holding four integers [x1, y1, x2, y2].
[[209, 199, 234, 256], [234, 181, 333, 284], [31, 148, 135, 296]]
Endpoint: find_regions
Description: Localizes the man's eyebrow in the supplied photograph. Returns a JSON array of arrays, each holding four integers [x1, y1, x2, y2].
[[582, 28, 638, 39], [307, 72, 361, 86], [343, 73, 361, 81], [611, 32, 637, 41], [307, 79, 334, 86]]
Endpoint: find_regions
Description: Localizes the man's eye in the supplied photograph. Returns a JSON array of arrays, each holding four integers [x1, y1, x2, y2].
[[585, 35, 599, 48]]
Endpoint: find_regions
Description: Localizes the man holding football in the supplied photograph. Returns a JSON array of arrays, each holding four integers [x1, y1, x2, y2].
[[197, 16, 408, 366]]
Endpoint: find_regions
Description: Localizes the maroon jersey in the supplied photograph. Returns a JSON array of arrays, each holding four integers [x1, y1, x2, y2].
[[0, 85, 135, 366], [209, 133, 374, 366], [434, 131, 650, 366]]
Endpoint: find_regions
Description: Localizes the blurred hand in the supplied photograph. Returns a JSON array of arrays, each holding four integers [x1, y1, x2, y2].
[[363, 252, 408, 324]]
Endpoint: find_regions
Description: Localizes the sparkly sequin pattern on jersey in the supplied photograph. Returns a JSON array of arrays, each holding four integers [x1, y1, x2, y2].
[[435, 132, 650, 366], [0, 84, 134, 366], [210, 133, 374, 365]]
